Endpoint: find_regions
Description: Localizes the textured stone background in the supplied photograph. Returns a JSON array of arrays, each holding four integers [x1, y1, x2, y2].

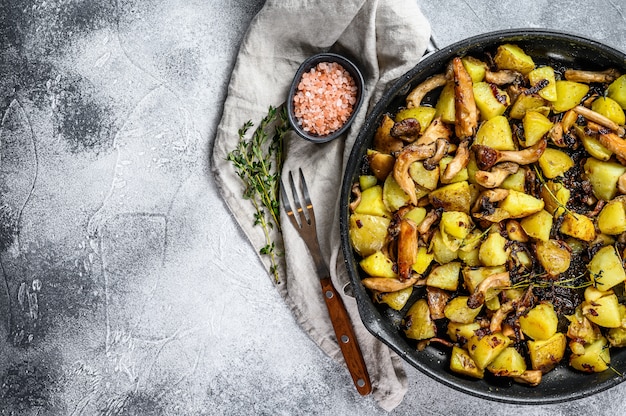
[[1, 0, 625, 415]]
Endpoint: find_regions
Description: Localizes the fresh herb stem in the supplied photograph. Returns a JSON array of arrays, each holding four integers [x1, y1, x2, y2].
[[227, 105, 291, 282], [533, 165, 573, 217], [508, 271, 591, 290]]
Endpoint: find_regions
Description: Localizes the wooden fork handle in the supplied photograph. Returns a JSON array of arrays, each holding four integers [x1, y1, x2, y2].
[[320, 276, 372, 396]]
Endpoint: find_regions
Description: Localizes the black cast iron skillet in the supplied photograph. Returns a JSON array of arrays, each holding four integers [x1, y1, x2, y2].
[[339, 29, 626, 404]]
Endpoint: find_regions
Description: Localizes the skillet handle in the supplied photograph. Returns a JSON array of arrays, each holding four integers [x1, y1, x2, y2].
[[320, 276, 372, 396], [426, 35, 439, 54], [421, 35, 440, 61]]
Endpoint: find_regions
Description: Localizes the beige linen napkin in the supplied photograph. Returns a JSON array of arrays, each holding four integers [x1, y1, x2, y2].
[[212, 0, 430, 410]]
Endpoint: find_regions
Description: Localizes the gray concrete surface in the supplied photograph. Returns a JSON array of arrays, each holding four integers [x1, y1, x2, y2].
[[1, 0, 625, 415]]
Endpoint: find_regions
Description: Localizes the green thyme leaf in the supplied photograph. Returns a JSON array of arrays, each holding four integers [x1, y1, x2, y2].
[[227, 105, 291, 282]]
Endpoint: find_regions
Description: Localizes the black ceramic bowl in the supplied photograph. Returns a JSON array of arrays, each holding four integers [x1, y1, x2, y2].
[[340, 29, 626, 404], [287, 52, 365, 143]]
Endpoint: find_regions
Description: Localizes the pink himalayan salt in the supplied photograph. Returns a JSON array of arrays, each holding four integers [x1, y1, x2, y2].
[[292, 61, 358, 136]]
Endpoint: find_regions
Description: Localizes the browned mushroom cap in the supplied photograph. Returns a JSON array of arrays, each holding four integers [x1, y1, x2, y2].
[[566, 310, 601, 341], [416, 208, 441, 235], [393, 141, 438, 205], [427, 287, 452, 320], [391, 118, 421, 143], [513, 370, 542, 387], [415, 116, 452, 146], [560, 109, 579, 134], [441, 138, 470, 183], [471, 189, 511, 221], [586, 199, 606, 218], [489, 300, 515, 333], [475, 188, 510, 205], [467, 271, 511, 309], [406, 73, 448, 108], [548, 109, 580, 148], [397, 219, 418, 281], [453, 57, 478, 138], [423, 138, 450, 170], [485, 69, 523, 85], [506, 219, 529, 242], [474, 162, 519, 188], [471, 188, 509, 214], [473, 138, 547, 171], [506, 83, 525, 107], [548, 121, 566, 147], [361, 276, 420, 292], [564, 68, 621, 84]]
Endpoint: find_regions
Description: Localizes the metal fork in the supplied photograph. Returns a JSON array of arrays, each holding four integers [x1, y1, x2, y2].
[[281, 168, 372, 396]]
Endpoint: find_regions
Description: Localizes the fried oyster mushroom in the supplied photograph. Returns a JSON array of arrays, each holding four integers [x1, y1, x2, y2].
[[473, 138, 547, 171], [406, 73, 448, 108], [452, 57, 478, 139]]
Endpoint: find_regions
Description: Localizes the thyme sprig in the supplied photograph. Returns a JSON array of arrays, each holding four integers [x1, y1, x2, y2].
[[508, 271, 592, 290], [533, 165, 574, 217], [459, 225, 492, 250], [601, 345, 624, 377], [227, 105, 291, 282]]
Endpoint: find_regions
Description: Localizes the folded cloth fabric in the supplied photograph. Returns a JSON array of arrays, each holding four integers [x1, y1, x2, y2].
[[212, 0, 430, 410]]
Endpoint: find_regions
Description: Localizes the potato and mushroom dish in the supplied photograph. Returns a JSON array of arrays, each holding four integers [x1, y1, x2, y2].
[[349, 43, 626, 386]]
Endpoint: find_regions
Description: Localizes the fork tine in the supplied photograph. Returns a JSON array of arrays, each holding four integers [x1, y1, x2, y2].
[[280, 177, 300, 229], [298, 168, 316, 226], [288, 170, 310, 226]]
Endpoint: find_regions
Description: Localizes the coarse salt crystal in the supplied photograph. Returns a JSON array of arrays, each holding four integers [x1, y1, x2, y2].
[[292, 61, 358, 137]]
